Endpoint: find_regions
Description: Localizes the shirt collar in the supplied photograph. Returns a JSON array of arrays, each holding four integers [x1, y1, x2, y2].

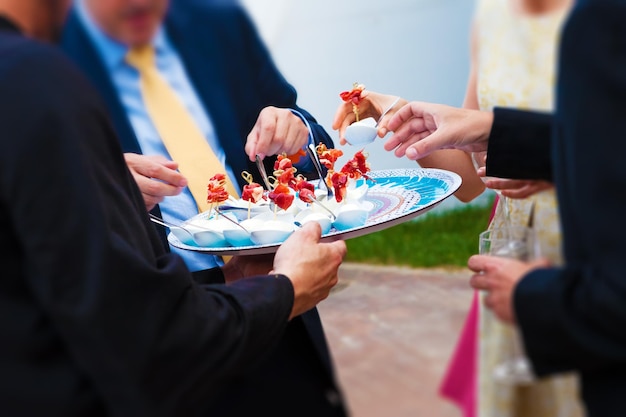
[[74, 0, 168, 71]]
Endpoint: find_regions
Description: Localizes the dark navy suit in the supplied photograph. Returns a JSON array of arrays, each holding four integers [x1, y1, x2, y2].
[[61, 2, 347, 416], [486, 1, 626, 415]]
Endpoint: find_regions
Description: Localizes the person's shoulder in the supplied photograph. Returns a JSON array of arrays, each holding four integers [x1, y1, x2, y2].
[[567, 0, 626, 24], [168, 0, 246, 23], [165, 0, 254, 49], [0, 36, 76, 88], [1, 34, 72, 73], [0, 35, 97, 108], [0, 34, 109, 149], [561, 0, 626, 48], [176, 0, 242, 11]]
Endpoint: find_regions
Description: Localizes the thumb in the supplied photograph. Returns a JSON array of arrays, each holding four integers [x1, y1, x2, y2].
[[296, 221, 322, 243]]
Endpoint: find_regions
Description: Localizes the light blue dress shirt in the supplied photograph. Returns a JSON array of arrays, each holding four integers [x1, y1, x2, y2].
[[76, 0, 228, 271]]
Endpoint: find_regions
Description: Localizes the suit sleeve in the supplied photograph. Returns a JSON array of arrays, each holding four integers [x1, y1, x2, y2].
[[514, 0, 626, 377], [0, 42, 294, 414], [486, 107, 553, 181]]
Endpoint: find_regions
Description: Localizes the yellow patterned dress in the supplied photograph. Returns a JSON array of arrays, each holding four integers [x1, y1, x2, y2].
[[475, 0, 584, 416]]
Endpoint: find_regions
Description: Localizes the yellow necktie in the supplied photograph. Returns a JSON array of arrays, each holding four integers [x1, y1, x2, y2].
[[126, 46, 238, 213]]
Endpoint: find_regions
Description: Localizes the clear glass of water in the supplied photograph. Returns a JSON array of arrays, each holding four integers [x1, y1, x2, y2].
[[479, 226, 538, 385]]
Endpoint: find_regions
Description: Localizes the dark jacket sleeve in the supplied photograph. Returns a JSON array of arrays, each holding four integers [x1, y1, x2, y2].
[[486, 107, 553, 181], [0, 39, 293, 415], [514, 0, 626, 378]]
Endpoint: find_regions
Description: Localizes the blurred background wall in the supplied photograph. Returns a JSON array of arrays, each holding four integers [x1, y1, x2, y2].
[[240, 0, 487, 209]]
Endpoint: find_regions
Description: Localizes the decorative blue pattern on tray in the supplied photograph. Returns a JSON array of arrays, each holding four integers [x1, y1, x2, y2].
[[168, 168, 461, 255]]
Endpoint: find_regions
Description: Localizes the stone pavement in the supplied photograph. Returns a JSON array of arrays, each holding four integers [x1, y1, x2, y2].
[[318, 263, 474, 417]]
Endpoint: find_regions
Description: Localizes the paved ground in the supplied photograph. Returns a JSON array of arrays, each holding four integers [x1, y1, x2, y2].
[[318, 263, 474, 417]]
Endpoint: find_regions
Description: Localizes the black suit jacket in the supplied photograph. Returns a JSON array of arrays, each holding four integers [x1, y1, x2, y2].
[[486, 1, 626, 415], [0, 25, 296, 416], [61, 2, 347, 416]]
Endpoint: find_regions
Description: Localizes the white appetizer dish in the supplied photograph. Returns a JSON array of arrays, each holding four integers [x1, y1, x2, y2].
[[332, 202, 370, 231], [344, 117, 378, 145], [185, 217, 234, 247], [295, 209, 333, 235], [169, 227, 197, 247], [314, 188, 333, 202], [222, 218, 262, 247], [282, 198, 301, 216], [218, 199, 271, 221], [345, 181, 369, 202], [252, 211, 295, 224], [249, 220, 296, 245]]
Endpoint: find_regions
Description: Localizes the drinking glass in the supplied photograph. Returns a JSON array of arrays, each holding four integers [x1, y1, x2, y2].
[[479, 226, 538, 385]]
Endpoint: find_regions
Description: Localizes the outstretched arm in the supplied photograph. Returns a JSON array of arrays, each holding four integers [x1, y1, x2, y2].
[[415, 20, 486, 202]]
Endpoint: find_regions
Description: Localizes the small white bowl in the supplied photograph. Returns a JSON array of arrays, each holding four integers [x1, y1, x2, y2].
[[223, 218, 263, 247], [192, 230, 228, 247], [345, 181, 369, 202], [332, 203, 370, 231], [218, 200, 272, 221], [250, 220, 295, 245], [311, 197, 341, 213], [253, 211, 295, 224], [169, 227, 197, 246], [295, 209, 333, 235], [186, 218, 234, 247], [345, 117, 378, 145]]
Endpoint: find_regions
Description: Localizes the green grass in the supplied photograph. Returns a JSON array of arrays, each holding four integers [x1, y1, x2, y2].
[[345, 196, 495, 268]]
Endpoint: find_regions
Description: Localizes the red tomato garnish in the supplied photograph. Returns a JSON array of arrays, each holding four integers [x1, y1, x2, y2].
[[340, 150, 371, 180], [298, 188, 316, 203], [269, 183, 294, 211], [294, 178, 316, 203], [207, 189, 229, 203], [273, 153, 297, 188], [242, 182, 265, 203], [272, 193, 295, 211], [207, 173, 230, 203], [276, 169, 295, 187], [316, 143, 343, 170], [274, 154, 293, 172], [286, 148, 307, 164], [294, 178, 315, 193], [339, 83, 365, 106], [331, 171, 349, 203]]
